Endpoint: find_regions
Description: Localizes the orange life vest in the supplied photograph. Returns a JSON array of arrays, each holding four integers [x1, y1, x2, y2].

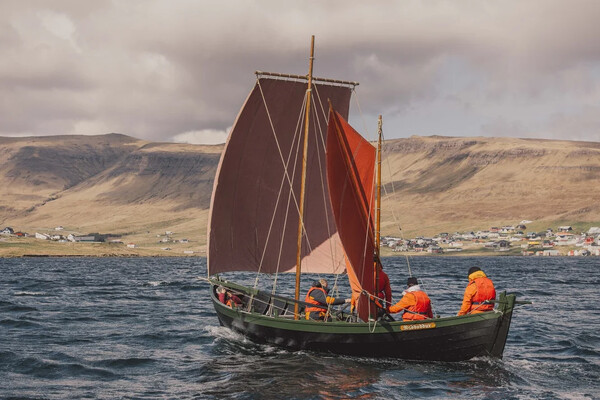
[[305, 287, 328, 319], [403, 290, 432, 321], [470, 277, 496, 313]]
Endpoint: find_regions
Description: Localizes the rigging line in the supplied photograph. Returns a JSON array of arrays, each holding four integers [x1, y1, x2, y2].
[[269, 100, 307, 295], [311, 84, 342, 275], [290, 85, 347, 264], [329, 110, 378, 302], [309, 89, 344, 315], [357, 150, 376, 319], [291, 95, 319, 258], [352, 91, 417, 312], [255, 78, 305, 241], [271, 98, 308, 295], [382, 151, 412, 277], [350, 89, 373, 143], [351, 87, 378, 298], [349, 88, 380, 315], [416, 277, 436, 317], [310, 86, 346, 285], [253, 79, 306, 290], [378, 124, 413, 280]]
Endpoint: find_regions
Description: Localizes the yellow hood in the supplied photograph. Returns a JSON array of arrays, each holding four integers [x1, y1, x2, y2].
[[468, 270, 487, 281]]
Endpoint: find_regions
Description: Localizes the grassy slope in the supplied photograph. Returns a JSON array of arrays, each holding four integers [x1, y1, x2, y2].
[[1, 134, 599, 256]]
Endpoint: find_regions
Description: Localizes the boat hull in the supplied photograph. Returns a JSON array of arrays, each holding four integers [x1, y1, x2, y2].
[[210, 280, 516, 362]]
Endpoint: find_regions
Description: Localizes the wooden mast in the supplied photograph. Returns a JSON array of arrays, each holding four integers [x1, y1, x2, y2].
[[376, 115, 382, 254], [294, 35, 315, 319], [374, 115, 383, 305]]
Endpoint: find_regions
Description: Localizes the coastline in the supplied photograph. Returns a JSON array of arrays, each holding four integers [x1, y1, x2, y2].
[[0, 237, 203, 258], [1, 237, 588, 258]]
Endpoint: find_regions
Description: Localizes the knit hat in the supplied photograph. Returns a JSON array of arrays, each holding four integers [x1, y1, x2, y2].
[[407, 277, 418, 286], [468, 266, 481, 275]]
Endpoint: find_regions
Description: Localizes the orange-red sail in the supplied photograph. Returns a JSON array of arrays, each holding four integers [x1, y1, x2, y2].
[[326, 109, 376, 322]]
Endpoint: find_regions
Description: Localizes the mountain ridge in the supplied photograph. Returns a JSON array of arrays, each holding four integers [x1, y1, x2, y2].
[[1, 133, 599, 251]]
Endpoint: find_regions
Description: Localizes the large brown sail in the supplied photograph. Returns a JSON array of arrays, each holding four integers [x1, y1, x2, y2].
[[207, 77, 352, 275]]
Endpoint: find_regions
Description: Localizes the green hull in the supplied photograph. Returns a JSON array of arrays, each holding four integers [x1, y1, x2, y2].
[[209, 278, 516, 361]]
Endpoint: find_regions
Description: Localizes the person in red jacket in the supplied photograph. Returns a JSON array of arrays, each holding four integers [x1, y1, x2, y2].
[[304, 279, 350, 320], [216, 286, 243, 308], [457, 267, 496, 315], [387, 277, 433, 321], [225, 291, 243, 308], [376, 263, 392, 308]]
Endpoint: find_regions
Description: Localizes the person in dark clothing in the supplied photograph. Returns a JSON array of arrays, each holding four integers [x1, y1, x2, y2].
[[304, 279, 350, 320]]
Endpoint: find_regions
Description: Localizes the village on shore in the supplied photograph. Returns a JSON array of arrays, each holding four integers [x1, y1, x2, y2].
[[0, 225, 198, 257], [2, 221, 600, 257], [383, 222, 600, 257]]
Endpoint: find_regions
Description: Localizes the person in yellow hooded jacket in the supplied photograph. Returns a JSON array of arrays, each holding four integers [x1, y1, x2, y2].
[[457, 267, 496, 316]]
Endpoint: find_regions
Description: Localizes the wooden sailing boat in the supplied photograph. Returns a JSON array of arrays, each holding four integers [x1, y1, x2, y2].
[[207, 36, 520, 361]]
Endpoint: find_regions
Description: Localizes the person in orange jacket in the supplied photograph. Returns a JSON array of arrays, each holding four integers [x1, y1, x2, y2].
[[457, 267, 496, 316], [387, 277, 433, 321], [304, 279, 351, 320]]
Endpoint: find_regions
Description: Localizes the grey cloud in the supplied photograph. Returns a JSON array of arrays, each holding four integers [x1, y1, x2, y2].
[[0, 0, 599, 142]]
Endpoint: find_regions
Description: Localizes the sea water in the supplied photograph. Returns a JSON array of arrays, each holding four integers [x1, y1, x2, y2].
[[1, 256, 598, 399]]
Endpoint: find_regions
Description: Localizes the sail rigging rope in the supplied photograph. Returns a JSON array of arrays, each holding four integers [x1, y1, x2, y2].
[[254, 79, 343, 302], [253, 79, 318, 303], [312, 84, 345, 276], [349, 91, 438, 317], [253, 79, 305, 291], [311, 84, 346, 317], [310, 89, 338, 320], [270, 91, 308, 294]]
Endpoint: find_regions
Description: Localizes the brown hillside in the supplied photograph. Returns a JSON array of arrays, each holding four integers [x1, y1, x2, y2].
[[380, 136, 600, 237], [0, 134, 222, 250], [1, 134, 599, 253]]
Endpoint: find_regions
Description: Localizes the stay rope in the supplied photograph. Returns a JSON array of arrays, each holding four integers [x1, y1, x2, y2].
[[254, 79, 346, 303], [254, 79, 306, 292], [352, 91, 437, 318]]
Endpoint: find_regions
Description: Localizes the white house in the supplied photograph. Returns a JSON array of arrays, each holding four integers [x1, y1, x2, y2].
[[588, 227, 600, 235]]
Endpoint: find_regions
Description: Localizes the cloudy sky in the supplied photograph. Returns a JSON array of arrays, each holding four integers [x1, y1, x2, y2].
[[2, 0, 599, 144]]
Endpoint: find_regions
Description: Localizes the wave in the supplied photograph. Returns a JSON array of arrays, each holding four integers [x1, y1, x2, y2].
[[13, 291, 46, 296], [95, 357, 156, 368], [0, 318, 42, 328], [7, 355, 117, 380], [0, 302, 38, 312]]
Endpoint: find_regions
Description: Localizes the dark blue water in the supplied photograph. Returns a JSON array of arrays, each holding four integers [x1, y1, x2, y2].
[[1, 257, 598, 399]]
